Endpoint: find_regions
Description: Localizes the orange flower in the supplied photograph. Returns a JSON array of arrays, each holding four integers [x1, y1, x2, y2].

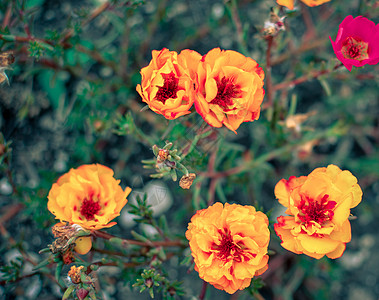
[[186, 203, 270, 294], [194, 48, 265, 133], [48, 164, 131, 230], [277, 0, 331, 10], [136, 48, 201, 120], [68, 265, 84, 284], [274, 165, 362, 259]]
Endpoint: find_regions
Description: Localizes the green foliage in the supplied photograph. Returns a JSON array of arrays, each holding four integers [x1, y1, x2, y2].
[[134, 268, 165, 298], [0, 257, 24, 283], [28, 41, 44, 60], [129, 193, 154, 222]]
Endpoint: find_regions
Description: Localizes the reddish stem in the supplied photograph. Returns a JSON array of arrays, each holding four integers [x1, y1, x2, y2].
[[2, 2, 12, 28], [273, 63, 343, 91], [264, 36, 274, 109], [199, 281, 208, 300]]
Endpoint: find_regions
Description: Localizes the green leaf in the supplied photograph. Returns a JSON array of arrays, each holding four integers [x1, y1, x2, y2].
[[131, 230, 152, 244], [170, 168, 177, 181], [62, 286, 75, 300], [319, 78, 332, 97]]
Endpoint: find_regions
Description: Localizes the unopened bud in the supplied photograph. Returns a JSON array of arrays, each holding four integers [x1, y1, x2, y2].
[[168, 287, 176, 296], [145, 278, 154, 288], [74, 236, 92, 255], [76, 288, 89, 300]]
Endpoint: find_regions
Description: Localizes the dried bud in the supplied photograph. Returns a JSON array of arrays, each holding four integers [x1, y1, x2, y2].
[[279, 111, 317, 133], [179, 173, 196, 189], [262, 10, 285, 38], [68, 265, 85, 284], [296, 140, 318, 161], [49, 223, 89, 254], [62, 250, 74, 265], [52, 223, 79, 239]]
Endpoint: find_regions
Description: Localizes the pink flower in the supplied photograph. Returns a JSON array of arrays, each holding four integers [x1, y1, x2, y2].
[[329, 16, 379, 71]]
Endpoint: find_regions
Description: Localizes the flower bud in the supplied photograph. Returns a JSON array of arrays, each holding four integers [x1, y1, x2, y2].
[[74, 236, 92, 255]]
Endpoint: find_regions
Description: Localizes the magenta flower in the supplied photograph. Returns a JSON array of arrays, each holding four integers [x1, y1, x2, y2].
[[329, 16, 379, 71]]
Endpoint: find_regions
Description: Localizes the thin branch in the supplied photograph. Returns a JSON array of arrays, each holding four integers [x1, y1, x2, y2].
[[0, 203, 24, 224], [2, 1, 13, 28], [199, 280, 208, 300], [264, 36, 274, 109], [207, 145, 219, 206], [300, 3, 316, 40], [271, 38, 325, 66], [60, 1, 111, 44], [226, 0, 248, 55], [273, 63, 343, 91]]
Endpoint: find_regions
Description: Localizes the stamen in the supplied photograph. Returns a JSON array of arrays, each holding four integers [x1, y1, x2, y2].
[[80, 193, 101, 220], [155, 72, 179, 104], [298, 194, 336, 225], [210, 77, 240, 110], [341, 36, 369, 61], [211, 229, 253, 263]]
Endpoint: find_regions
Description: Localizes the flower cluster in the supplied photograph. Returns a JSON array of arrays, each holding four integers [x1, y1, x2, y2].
[[330, 15, 379, 71], [137, 48, 265, 133], [185, 165, 362, 294], [48, 164, 131, 230], [186, 203, 270, 294], [274, 165, 362, 259], [41, 2, 372, 296]]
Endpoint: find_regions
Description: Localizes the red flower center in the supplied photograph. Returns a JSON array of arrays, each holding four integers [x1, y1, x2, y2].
[[212, 229, 252, 263], [155, 72, 179, 104], [298, 194, 336, 225], [210, 77, 240, 110], [80, 194, 101, 220], [341, 36, 369, 61]]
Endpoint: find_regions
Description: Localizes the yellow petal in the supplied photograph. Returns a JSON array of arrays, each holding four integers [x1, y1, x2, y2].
[[298, 234, 339, 255], [332, 193, 353, 226], [326, 243, 346, 259], [329, 220, 351, 243]]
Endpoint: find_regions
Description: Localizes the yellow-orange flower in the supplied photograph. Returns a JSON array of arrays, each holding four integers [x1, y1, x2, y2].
[[194, 48, 265, 133], [136, 48, 201, 120], [48, 164, 131, 230], [274, 164, 362, 259], [186, 203, 270, 294], [68, 265, 84, 284], [277, 0, 331, 10]]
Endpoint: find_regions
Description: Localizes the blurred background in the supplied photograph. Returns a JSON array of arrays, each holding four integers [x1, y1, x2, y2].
[[0, 0, 378, 299]]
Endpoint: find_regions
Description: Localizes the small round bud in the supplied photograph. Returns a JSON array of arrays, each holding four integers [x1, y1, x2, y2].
[[74, 236, 92, 255]]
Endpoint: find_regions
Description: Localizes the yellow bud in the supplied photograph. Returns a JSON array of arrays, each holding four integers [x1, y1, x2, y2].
[[74, 237, 92, 255]]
